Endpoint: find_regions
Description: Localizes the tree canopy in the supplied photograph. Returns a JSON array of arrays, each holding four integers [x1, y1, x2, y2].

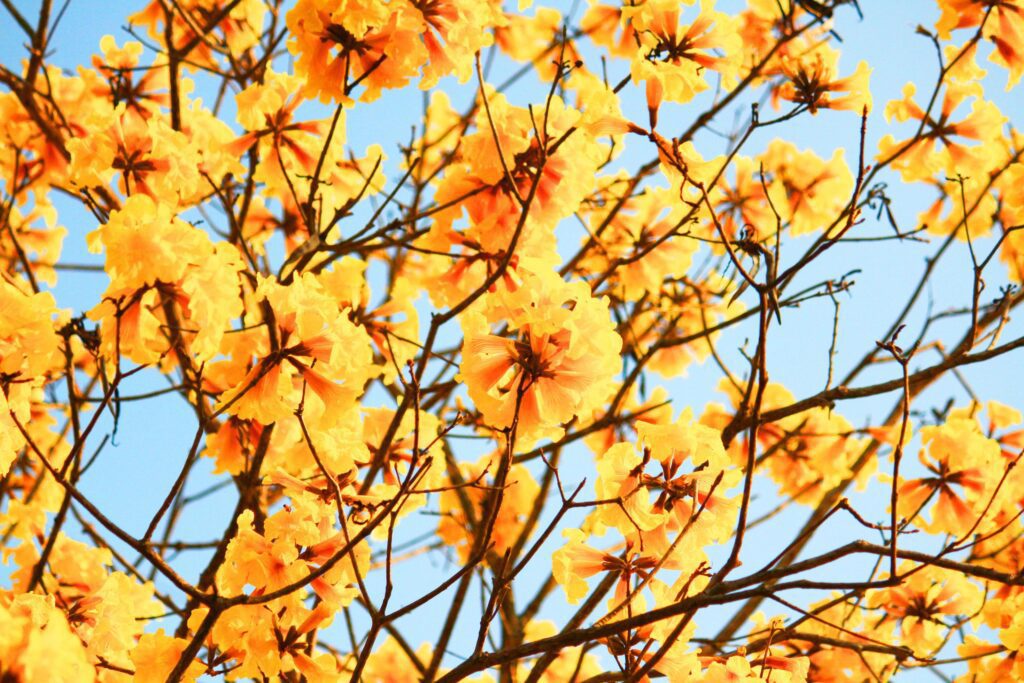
[[2, 0, 1024, 681]]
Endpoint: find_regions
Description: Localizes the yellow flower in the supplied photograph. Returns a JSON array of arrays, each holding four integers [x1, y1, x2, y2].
[[131, 630, 206, 683], [0, 593, 94, 682], [215, 273, 377, 425], [286, 0, 427, 103], [868, 563, 984, 655], [459, 274, 621, 443], [878, 81, 1007, 182], [627, 0, 740, 126], [775, 48, 872, 114], [897, 417, 1001, 537]]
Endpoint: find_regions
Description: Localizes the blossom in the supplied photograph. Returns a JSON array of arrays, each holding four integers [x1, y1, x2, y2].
[[758, 140, 854, 237], [636, 411, 739, 544], [88, 36, 169, 122], [0, 593, 94, 682], [409, 0, 500, 89], [775, 48, 872, 114], [897, 417, 1002, 536], [459, 275, 621, 443], [703, 380, 869, 505], [216, 274, 378, 425], [0, 279, 63, 476], [428, 91, 605, 260], [552, 526, 676, 614], [131, 630, 206, 683], [286, 0, 427, 103], [581, 2, 637, 59], [626, 0, 741, 125], [129, 0, 266, 65], [86, 194, 245, 366], [226, 69, 332, 195], [0, 204, 66, 286], [494, 7, 570, 81], [67, 105, 203, 204], [868, 563, 984, 654], [359, 637, 434, 681], [578, 182, 700, 299], [878, 81, 1007, 182], [936, 0, 1024, 88]]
